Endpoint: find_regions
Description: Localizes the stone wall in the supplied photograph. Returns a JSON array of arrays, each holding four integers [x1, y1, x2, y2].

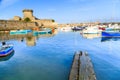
[[22, 9, 35, 21], [35, 19, 58, 28], [14, 16, 21, 21], [0, 9, 58, 31], [0, 20, 37, 31]]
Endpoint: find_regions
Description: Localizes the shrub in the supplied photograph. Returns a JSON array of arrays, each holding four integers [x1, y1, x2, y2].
[[24, 17, 31, 22]]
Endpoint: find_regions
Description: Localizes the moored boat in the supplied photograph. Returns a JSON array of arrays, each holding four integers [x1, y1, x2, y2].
[[60, 27, 72, 32], [10, 30, 32, 35], [0, 50, 14, 61], [82, 26, 102, 34], [72, 26, 85, 31], [0, 44, 14, 57], [102, 31, 120, 37], [33, 28, 52, 36]]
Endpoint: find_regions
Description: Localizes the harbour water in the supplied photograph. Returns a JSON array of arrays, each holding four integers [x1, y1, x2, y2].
[[0, 31, 120, 80]]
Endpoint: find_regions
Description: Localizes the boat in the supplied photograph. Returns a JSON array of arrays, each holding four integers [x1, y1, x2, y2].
[[72, 26, 85, 31], [33, 28, 52, 36], [102, 31, 120, 37], [0, 43, 14, 57], [99, 27, 105, 31], [10, 30, 32, 35], [60, 27, 72, 32], [0, 51, 14, 61], [82, 26, 102, 34]]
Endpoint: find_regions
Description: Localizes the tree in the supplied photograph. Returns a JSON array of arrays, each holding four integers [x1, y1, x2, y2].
[[52, 19, 55, 22], [24, 17, 31, 22]]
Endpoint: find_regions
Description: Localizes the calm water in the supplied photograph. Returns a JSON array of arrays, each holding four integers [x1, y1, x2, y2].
[[0, 31, 120, 80]]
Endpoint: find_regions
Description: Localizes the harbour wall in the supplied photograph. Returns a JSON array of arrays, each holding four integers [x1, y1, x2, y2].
[[0, 20, 58, 31], [0, 20, 37, 31]]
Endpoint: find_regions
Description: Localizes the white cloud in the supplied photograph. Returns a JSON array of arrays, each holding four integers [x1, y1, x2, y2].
[[0, 0, 19, 9]]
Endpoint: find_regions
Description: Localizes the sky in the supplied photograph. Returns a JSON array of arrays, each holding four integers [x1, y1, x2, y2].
[[0, 0, 120, 23]]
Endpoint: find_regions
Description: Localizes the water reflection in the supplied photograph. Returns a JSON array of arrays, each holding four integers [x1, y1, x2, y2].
[[101, 37, 120, 42], [81, 33, 101, 39], [0, 30, 57, 46], [26, 36, 36, 46], [0, 50, 14, 62]]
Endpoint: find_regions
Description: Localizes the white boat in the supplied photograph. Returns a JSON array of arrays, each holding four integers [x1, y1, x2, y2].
[[60, 27, 72, 32], [82, 26, 102, 34]]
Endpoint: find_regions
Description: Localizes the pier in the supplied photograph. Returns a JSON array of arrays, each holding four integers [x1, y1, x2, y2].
[[69, 51, 96, 80]]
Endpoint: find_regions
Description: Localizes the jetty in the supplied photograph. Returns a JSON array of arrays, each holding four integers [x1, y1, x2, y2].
[[69, 51, 96, 80]]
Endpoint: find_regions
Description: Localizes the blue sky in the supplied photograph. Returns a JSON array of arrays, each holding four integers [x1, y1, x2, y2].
[[0, 0, 120, 23]]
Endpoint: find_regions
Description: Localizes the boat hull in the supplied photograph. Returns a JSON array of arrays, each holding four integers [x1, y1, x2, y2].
[[102, 32, 120, 37], [33, 29, 52, 36], [0, 45, 14, 57], [10, 30, 32, 35], [72, 27, 84, 31]]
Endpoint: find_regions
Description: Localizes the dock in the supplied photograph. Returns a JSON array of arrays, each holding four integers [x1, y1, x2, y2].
[[69, 51, 96, 80]]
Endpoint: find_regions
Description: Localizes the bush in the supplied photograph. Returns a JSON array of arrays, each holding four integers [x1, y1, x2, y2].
[[24, 17, 31, 22], [52, 19, 55, 22]]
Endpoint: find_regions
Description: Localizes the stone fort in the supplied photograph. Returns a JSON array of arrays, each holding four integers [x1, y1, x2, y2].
[[0, 9, 57, 31]]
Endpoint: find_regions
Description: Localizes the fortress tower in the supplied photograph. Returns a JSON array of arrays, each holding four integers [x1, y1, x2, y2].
[[22, 9, 35, 21], [12, 9, 58, 28]]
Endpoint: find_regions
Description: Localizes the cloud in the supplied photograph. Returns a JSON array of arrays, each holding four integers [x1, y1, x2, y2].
[[0, 0, 19, 9]]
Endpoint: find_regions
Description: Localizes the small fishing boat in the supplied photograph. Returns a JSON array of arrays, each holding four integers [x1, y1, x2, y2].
[[102, 31, 120, 37], [33, 28, 52, 36], [82, 26, 102, 34], [10, 30, 32, 35], [72, 26, 85, 31], [0, 51, 14, 61], [0, 43, 14, 57], [60, 27, 72, 32], [99, 27, 105, 31]]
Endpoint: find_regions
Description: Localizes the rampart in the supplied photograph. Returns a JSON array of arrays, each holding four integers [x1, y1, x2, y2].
[[0, 20, 37, 31], [0, 9, 58, 31]]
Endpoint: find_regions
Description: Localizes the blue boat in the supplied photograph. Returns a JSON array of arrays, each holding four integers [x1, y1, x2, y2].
[[33, 28, 52, 36], [0, 51, 14, 61], [0, 44, 14, 57], [10, 30, 32, 35], [102, 31, 120, 37]]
